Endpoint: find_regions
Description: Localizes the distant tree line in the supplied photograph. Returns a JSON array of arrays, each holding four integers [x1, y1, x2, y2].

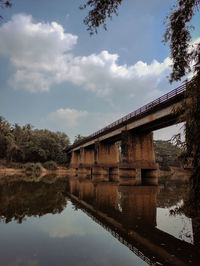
[[73, 134, 86, 144], [154, 140, 182, 171], [0, 116, 70, 164]]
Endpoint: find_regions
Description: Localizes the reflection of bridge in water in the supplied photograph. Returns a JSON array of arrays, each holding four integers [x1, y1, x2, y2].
[[65, 83, 188, 184], [67, 177, 200, 266]]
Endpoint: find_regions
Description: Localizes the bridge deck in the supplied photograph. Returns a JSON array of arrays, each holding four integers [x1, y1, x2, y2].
[[66, 83, 187, 152]]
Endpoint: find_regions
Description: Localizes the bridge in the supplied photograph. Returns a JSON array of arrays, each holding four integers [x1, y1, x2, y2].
[[65, 83, 187, 184]]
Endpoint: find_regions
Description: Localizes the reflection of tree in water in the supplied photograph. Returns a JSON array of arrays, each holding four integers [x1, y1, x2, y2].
[[0, 175, 68, 223], [157, 183, 188, 208]]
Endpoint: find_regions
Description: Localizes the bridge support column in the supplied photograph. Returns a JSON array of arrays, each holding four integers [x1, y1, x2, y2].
[[80, 147, 94, 166], [118, 167, 136, 185], [76, 147, 95, 178], [119, 130, 158, 185], [92, 165, 108, 182], [109, 167, 119, 182], [141, 169, 158, 185], [95, 141, 119, 165], [71, 150, 81, 166], [92, 141, 119, 181]]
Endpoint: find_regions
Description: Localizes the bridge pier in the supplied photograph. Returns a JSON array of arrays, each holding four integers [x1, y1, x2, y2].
[[80, 147, 94, 166], [141, 169, 158, 185], [91, 165, 108, 182], [109, 167, 119, 182], [118, 167, 136, 185], [92, 141, 119, 181], [70, 147, 95, 178], [119, 130, 158, 185], [95, 141, 119, 165], [71, 150, 80, 167], [69, 150, 80, 176]]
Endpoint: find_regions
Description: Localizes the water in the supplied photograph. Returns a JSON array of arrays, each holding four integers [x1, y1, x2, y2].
[[0, 174, 199, 266]]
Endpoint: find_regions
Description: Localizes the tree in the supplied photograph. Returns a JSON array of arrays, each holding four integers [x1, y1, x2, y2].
[[0, 117, 70, 164], [73, 134, 86, 144], [0, 0, 12, 19], [80, 0, 122, 35], [0, 116, 11, 158], [163, 0, 200, 215]]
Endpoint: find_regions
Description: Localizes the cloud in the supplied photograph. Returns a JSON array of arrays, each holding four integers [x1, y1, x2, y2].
[[0, 14, 172, 98], [66, 51, 172, 97], [0, 14, 78, 92], [42, 107, 125, 140], [45, 108, 88, 128]]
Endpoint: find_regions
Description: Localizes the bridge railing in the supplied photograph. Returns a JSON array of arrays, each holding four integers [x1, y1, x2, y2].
[[68, 82, 187, 150]]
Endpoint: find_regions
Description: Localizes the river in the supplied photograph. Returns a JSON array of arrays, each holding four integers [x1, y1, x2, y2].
[[0, 174, 199, 265]]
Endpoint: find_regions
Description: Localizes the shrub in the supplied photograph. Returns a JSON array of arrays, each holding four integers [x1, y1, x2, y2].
[[43, 161, 57, 170], [25, 162, 42, 176], [25, 163, 35, 172]]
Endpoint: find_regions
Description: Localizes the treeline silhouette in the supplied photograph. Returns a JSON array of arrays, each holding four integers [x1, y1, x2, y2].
[[0, 116, 70, 164]]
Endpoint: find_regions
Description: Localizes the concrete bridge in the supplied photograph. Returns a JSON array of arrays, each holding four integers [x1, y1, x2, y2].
[[65, 83, 186, 184]]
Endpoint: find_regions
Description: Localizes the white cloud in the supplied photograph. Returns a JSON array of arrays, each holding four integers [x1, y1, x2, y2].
[[41, 107, 124, 140], [66, 51, 171, 97], [0, 14, 172, 98], [45, 108, 88, 128], [0, 14, 77, 93]]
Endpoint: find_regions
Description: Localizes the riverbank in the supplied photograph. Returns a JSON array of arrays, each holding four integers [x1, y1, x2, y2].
[[0, 159, 70, 177], [0, 159, 191, 183]]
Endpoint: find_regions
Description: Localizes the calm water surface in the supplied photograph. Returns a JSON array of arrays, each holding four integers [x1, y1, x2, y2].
[[0, 174, 199, 266]]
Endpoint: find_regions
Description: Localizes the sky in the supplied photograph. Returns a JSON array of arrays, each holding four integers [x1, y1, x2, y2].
[[0, 0, 199, 142]]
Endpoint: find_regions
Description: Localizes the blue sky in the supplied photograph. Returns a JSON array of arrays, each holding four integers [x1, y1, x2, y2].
[[0, 0, 199, 142]]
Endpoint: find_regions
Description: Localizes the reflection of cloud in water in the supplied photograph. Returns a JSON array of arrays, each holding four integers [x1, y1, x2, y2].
[[157, 202, 193, 244], [40, 202, 100, 239], [48, 219, 85, 238]]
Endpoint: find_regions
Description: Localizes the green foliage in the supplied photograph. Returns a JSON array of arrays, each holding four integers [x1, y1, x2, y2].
[[43, 161, 57, 170], [181, 79, 200, 213], [73, 134, 86, 144], [80, 0, 122, 35], [154, 140, 182, 170], [0, 1, 12, 19], [163, 0, 200, 211], [25, 163, 42, 176], [0, 116, 70, 164], [163, 0, 199, 82]]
